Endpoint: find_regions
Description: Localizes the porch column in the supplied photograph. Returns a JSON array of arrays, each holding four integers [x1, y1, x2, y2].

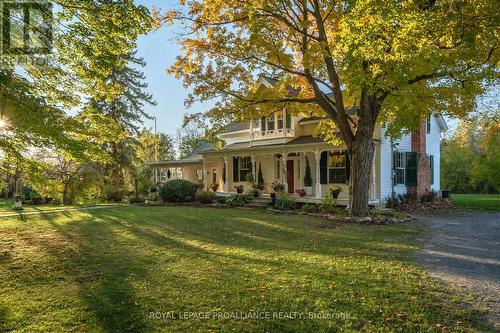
[[282, 151, 288, 192], [314, 150, 322, 198], [224, 156, 229, 193], [251, 154, 256, 183], [202, 160, 207, 190], [300, 153, 306, 188]]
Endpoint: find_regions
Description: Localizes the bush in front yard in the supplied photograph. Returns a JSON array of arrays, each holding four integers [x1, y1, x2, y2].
[[196, 190, 215, 204], [159, 180, 197, 203], [225, 194, 250, 207], [275, 192, 296, 210]]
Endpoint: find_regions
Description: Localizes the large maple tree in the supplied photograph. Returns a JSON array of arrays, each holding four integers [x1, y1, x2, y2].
[[168, 0, 498, 215]]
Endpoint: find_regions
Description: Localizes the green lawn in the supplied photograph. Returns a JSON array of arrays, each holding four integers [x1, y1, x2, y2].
[[451, 194, 500, 211], [0, 206, 492, 332]]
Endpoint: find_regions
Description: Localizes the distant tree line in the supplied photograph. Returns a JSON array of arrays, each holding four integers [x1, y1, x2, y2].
[[441, 113, 499, 194]]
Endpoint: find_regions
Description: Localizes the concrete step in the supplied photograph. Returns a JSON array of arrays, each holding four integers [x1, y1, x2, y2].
[[245, 197, 272, 209]]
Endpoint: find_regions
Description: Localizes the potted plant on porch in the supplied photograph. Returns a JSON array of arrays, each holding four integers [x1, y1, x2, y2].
[[329, 185, 342, 199], [235, 185, 244, 194], [304, 157, 313, 196], [270, 181, 284, 205], [295, 189, 306, 197], [252, 163, 265, 197], [210, 182, 219, 192]]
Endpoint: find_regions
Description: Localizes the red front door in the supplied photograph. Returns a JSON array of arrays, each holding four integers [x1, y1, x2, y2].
[[287, 160, 294, 194]]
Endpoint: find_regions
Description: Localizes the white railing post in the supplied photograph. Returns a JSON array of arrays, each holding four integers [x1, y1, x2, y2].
[[315, 150, 322, 198]]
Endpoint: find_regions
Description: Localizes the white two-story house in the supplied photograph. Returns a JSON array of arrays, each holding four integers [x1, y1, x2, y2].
[[151, 76, 448, 205]]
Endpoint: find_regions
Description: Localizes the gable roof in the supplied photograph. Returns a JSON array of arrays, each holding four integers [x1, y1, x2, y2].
[[435, 115, 448, 132], [223, 122, 250, 133]]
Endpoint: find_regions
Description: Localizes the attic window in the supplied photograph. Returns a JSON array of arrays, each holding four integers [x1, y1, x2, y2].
[[426, 116, 431, 134]]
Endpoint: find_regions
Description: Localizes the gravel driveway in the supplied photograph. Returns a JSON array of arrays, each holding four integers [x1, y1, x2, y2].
[[417, 211, 500, 331]]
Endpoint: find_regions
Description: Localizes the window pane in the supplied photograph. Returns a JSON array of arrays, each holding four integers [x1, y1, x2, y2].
[[328, 153, 346, 168], [285, 113, 292, 129], [395, 169, 405, 184], [277, 113, 283, 129], [329, 169, 346, 184], [267, 115, 275, 131]]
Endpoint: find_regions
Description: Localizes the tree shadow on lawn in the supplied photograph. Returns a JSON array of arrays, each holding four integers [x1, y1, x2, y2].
[[7, 206, 492, 332], [23, 212, 156, 332]]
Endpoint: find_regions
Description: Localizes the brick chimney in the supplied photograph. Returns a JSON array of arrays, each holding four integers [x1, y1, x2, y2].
[[408, 118, 431, 198]]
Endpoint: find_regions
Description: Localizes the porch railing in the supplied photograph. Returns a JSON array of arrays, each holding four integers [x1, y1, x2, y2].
[[252, 128, 294, 139]]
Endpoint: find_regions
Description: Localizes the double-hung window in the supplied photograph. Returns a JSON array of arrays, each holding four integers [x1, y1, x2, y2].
[[277, 113, 284, 129], [328, 152, 347, 184], [233, 156, 252, 182], [160, 169, 167, 182], [394, 152, 406, 185], [266, 115, 275, 132]]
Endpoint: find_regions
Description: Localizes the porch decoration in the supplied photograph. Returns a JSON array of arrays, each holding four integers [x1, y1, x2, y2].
[[295, 189, 306, 197], [257, 163, 265, 188], [252, 164, 265, 196], [271, 181, 285, 193], [210, 182, 219, 192], [304, 157, 312, 195], [329, 185, 342, 199], [270, 192, 277, 205]]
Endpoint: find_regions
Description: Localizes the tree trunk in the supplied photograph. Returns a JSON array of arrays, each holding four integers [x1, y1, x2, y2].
[[62, 184, 71, 206], [349, 136, 375, 216], [347, 94, 379, 217]]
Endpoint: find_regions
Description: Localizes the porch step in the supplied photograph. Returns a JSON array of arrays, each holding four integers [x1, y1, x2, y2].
[[245, 197, 272, 209]]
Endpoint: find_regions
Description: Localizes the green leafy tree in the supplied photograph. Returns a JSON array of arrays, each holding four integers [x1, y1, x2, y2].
[[86, 51, 156, 201], [136, 129, 176, 163], [177, 122, 205, 158], [167, 0, 498, 216]]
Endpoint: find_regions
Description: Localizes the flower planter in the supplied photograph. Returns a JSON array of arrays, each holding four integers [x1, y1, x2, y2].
[[304, 186, 312, 196]]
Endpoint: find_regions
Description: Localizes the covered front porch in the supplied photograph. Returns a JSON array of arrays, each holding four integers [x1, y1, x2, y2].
[[202, 142, 381, 205]]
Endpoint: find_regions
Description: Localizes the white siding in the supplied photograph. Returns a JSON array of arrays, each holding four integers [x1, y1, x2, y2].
[[426, 116, 441, 192], [379, 126, 412, 201]]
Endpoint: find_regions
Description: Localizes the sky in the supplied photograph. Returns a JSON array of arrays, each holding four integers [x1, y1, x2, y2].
[[134, 0, 206, 137]]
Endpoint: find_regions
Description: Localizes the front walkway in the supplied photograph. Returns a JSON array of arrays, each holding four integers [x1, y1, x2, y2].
[[417, 211, 500, 330]]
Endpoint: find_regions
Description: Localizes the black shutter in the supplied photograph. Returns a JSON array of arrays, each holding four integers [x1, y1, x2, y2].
[[320, 151, 328, 184], [233, 157, 239, 182], [222, 162, 226, 183], [285, 112, 292, 129], [405, 152, 418, 186], [345, 152, 350, 183], [261, 117, 266, 133], [430, 155, 434, 185]]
